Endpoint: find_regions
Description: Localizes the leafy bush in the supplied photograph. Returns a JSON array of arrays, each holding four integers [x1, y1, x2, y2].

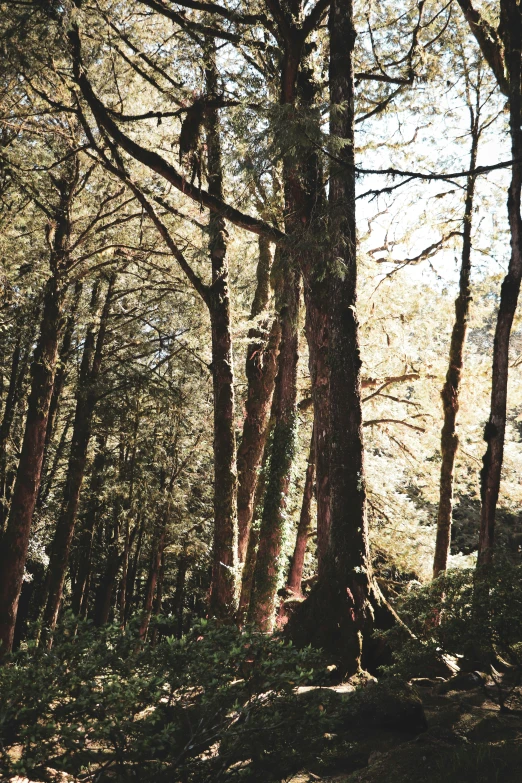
[[0, 614, 327, 781], [380, 563, 522, 697]]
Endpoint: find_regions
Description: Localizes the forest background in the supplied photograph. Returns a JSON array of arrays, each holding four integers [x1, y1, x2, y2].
[[2, 0, 522, 780]]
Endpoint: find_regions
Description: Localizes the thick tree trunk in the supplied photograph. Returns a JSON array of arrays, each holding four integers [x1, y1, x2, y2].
[[287, 428, 316, 596], [433, 123, 479, 577], [478, 2, 522, 567], [247, 258, 300, 631], [41, 275, 114, 641], [205, 42, 239, 619], [0, 276, 66, 656], [287, 0, 394, 676]]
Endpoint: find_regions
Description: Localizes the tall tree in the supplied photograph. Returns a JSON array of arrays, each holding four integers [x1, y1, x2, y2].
[[287, 0, 396, 674], [456, 0, 522, 566], [433, 56, 483, 577], [0, 163, 78, 657]]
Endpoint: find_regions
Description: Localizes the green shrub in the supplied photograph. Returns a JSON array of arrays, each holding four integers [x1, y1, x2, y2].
[[380, 563, 522, 695], [0, 614, 327, 781]]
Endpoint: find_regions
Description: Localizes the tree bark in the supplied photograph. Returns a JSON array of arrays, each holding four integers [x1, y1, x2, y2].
[[205, 40, 239, 619], [477, 0, 522, 567], [304, 286, 330, 574], [71, 438, 107, 618], [433, 106, 479, 577], [41, 275, 115, 641], [173, 553, 188, 639], [287, 0, 395, 676], [287, 427, 316, 596], [237, 423, 271, 622], [247, 255, 300, 631], [0, 334, 26, 533], [237, 238, 281, 562], [138, 524, 166, 641], [37, 280, 83, 510], [0, 173, 75, 658]]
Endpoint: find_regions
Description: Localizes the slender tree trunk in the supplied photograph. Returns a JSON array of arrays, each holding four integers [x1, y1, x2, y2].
[[237, 425, 271, 622], [138, 524, 166, 641], [124, 513, 145, 625], [205, 41, 239, 618], [433, 120, 479, 577], [41, 275, 114, 640], [237, 238, 281, 562], [93, 533, 121, 627], [71, 439, 107, 617], [173, 553, 188, 639], [0, 335, 25, 533], [304, 287, 330, 574], [247, 257, 300, 631], [287, 428, 316, 596], [478, 3, 522, 567], [37, 280, 83, 508]]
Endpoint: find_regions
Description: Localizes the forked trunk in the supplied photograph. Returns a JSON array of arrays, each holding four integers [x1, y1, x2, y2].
[[237, 237, 280, 563]]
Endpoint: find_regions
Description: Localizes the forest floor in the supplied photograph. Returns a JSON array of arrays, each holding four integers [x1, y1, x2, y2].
[[289, 672, 522, 783], [9, 671, 522, 783]]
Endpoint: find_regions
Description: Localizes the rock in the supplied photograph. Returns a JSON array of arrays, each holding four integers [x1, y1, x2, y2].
[[437, 671, 485, 694]]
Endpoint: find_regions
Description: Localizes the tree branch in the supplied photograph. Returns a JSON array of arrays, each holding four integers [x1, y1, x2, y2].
[[68, 24, 284, 242], [455, 0, 508, 95]]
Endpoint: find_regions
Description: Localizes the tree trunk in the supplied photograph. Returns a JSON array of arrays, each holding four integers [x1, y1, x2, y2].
[[478, 2, 522, 567], [433, 116, 479, 577], [173, 553, 188, 639], [124, 514, 144, 625], [205, 41, 239, 619], [71, 439, 107, 618], [287, 0, 394, 676], [0, 334, 25, 533], [237, 240, 281, 563], [287, 427, 315, 596], [138, 524, 166, 641], [237, 424, 271, 622], [247, 256, 300, 631], [304, 286, 330, 574], [0, 275, 66, 657], [37, 280, 83, 509], [41, 275, 114, 641]]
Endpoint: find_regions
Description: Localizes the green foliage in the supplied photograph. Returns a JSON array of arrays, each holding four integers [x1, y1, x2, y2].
[[0, 615, 327, 781], [380, 564, 522, 686]]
